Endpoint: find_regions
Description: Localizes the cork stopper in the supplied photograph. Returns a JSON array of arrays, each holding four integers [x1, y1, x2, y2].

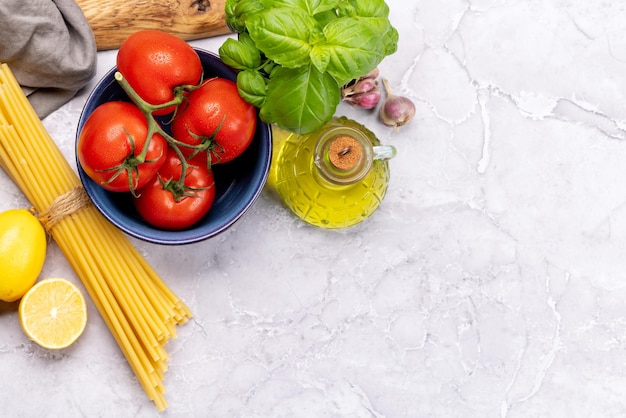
[[328, 135, 362, 171]]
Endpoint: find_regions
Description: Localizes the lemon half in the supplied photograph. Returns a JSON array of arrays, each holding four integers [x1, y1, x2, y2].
[[19, 278, 87, 349]]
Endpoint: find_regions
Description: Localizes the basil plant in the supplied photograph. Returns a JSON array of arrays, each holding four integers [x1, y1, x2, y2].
[[219, 0, 399, 134]]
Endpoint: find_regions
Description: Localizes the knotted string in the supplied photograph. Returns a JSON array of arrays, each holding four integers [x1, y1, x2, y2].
[[36, 186, 91, 231]]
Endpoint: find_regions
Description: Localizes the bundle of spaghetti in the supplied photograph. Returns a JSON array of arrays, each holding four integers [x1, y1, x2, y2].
[[0, 63, 192, 411]]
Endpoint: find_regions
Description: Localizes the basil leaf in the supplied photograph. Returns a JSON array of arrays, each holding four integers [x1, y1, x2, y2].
[[237, 70, 268, 107], [247, 8, 321, 68], [348, 0, 390, 18], [238, 32, 257, 50], [351, 16, 398, 56], [224, 0, 239, 31], [310, 0, 342, 14], [336, 2, 356, 17], [314, 10, 337, 27], [382, 25, 399, 56], [310, 45, 330, 74], [355, 16, 392, 39], [343, 0, 398, 57], [262, 61, 277, 75], [317, 18, 383, 85], [218, 37, 262, 70], [259, 0, 340, 15], [261, 64, 340, 134], [226, 0, 265, 32], [225, 0, 237, 21]]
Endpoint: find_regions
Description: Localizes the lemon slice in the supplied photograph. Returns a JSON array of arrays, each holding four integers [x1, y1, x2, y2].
[[19, 278, 87, 349]]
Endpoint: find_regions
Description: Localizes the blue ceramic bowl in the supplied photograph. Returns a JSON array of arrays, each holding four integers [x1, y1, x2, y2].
[[76, 49, 272, 245]]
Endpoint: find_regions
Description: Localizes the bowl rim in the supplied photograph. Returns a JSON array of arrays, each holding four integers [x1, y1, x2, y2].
[[76, 48, 272, 245]]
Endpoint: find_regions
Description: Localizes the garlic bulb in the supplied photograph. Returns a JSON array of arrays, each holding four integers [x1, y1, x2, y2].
[[341, 69, 381, 110], [379, 78, 415, 128]]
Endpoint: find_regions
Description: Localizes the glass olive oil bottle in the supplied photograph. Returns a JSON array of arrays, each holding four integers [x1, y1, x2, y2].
[[268, 117, 396, 229]]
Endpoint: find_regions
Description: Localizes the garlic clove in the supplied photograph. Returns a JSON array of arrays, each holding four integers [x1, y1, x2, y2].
[[342, 76, 378, 97], [344, 78, 377, 97], [344, 88, 381, 109], [342, 68, 380, 97], [342, 72, 382, 109]]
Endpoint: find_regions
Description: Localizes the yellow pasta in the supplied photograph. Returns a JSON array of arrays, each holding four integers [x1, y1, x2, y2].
[[0, 63, 191, 411]]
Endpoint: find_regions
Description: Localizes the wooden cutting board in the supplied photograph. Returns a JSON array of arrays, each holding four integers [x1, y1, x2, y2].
[[76, 0, 232, 50]]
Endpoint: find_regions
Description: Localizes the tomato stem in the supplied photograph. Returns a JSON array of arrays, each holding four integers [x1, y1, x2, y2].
[[158, 172, 213, 203], [114, 71, 208, 188], [114, 71, 188, 115], [181, 115, 226, 172]]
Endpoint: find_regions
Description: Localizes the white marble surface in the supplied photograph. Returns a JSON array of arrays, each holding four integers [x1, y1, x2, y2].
[[3, 1, 626, 416]]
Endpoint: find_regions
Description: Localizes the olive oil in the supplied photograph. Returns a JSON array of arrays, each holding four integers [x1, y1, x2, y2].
[[268, 117, 396, 229]]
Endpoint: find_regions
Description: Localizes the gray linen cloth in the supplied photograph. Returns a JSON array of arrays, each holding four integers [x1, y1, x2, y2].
[[0, 0, 97, 118]]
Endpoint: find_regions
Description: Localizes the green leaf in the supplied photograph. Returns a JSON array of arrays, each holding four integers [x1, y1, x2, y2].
[[350, 15, 398, 57], [225, 0, 237, 19], [382, 25, 399, 56], [261, 64, 340, 134], [259, 0, 340, 15], [336, 2, 356, 17], [314, 10, 337, 27], [310, 45, 330, 74], [237, 70, 268, 107], [347, 0, 398, 56], [319, 18, 383, 85], [262, 61, 277, 75], [218, 37, 262, 71], [247, 8, 321, 68], [355, 16, 392, 39], [226, 0, 265, 32], [238, 32, 257, 50], [348, 0, 389, 18], [225, 0, 239, 30], [310, 0, 342, 14]]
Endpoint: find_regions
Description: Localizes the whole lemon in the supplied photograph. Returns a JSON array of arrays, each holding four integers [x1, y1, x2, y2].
[[0, 209, 47, 302]]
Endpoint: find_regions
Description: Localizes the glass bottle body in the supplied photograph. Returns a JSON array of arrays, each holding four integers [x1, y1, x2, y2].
[[269, 117, 394, 229]]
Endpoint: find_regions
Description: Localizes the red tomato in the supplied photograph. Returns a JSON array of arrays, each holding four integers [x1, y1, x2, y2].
[[133, 149, 216, 230], [171, 77, 257, 165], [116, 30, 202, 116], [77, 101, 167, 193]]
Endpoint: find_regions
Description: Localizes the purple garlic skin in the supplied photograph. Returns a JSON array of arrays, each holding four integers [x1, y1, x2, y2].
[[341, 68, 381, 109], [344, 88, 381, 109], [342, 78, 378, 97], [379, 78, 416, 128]]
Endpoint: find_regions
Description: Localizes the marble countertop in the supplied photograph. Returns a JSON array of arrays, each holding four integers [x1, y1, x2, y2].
[[3, 1, 626, 417]]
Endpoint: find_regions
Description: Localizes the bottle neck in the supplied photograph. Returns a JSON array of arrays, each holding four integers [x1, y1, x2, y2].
[[314, 126, 374, 185]]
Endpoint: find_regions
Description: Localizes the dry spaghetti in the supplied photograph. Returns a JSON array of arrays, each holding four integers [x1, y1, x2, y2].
[[0, 63, 191, 411]]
